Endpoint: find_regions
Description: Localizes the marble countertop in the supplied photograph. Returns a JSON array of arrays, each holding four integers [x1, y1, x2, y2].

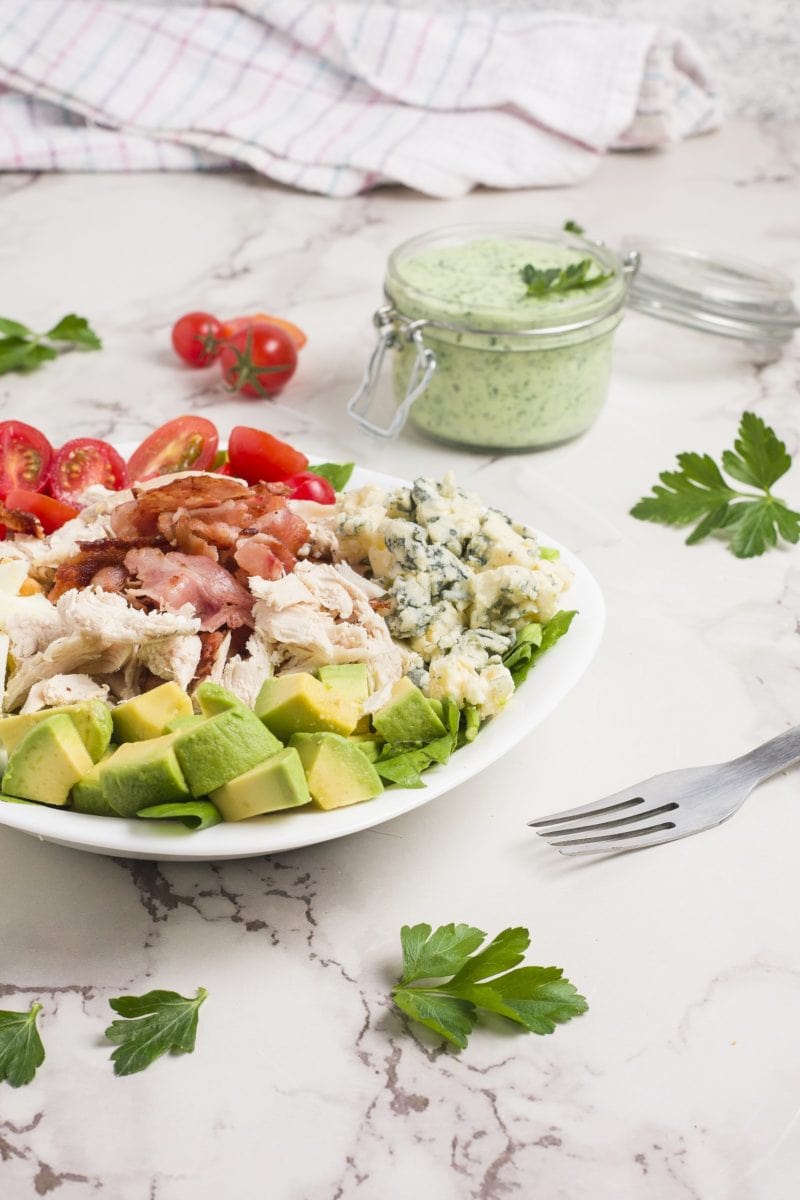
[[1, 119, 799, 1200]]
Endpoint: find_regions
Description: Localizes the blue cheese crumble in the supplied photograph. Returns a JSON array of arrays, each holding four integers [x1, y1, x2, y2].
[[335, 473, 571, 718]]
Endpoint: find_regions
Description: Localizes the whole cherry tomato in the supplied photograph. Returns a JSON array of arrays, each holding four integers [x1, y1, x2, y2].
[[219, 323, 298, 398], [283, 471, 336, 504], [172, 312, 224, 367]]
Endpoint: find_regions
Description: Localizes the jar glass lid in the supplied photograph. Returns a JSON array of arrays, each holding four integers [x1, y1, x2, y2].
[[621, 236, 800, 344]]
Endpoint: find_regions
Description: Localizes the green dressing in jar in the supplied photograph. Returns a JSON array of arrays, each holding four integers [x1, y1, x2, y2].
[[387, 228, 626, 450]]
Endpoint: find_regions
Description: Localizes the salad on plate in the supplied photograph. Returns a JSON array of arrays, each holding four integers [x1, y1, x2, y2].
[[0, 416, 576, 831]]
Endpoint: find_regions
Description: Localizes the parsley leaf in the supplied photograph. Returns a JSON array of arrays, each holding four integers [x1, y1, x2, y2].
[[631, 412, 800, 557], [0, 1002, 46, 1087], [105, 987, 207, 1076], [520, 259, 613, 298], [563, 219, 585, 235], [308, 462, 354, 491], [0, 313, 101, 375], [45, 313, 102, 350], [392, 925, 587, 1050]]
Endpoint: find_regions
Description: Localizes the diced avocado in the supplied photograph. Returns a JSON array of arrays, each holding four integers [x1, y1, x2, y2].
[[255, 673, 359, 740], [164, 713, 205, 734], [372, 677, 447, 744], [0, 699, 112, 763], [2, 714, 94, 807], [71, 751, 119, 817], [289, 732, 384, 810], [174, 707, 281, 796], [112, 681, 193, 742], [193, 681, 245, 717], [317, 663, 370, 704], [211, 748, 311, 821], [102, 734, 190, 817], [349, 734, 382, 763]]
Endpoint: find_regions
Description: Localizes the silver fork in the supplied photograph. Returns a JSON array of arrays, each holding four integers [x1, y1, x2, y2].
[[529, 726, 800, 855]]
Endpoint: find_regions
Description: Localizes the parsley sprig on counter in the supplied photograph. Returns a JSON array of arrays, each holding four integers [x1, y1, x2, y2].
[[520, 259, 613, 298], [105, 987, 208, 1076], [392, 924, 587, 1050], [0, 1002, 46, 1087], [0, 314, 101, 374], [631, 411, 800, 558]]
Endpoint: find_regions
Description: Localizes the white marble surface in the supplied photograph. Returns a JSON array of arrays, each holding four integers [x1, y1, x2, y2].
[[1, 118, 800, 1198]]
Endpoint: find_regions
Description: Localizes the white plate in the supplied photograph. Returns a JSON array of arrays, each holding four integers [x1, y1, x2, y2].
[[0, 464, 604, 861]]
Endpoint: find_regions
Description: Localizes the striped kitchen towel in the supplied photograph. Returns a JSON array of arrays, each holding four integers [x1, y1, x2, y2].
[[0, 1, 720, 197]]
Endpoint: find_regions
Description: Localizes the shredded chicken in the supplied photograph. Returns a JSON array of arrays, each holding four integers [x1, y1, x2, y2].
[[220, 634, 273, 708], [3, 588, 200, 711], [21, 674, 110, 714], [250, 561, 403, 711], [138, 634, 203, 692]]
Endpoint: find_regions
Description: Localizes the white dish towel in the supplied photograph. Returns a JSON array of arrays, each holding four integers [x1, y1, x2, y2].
[[0, 1, 721, 197]]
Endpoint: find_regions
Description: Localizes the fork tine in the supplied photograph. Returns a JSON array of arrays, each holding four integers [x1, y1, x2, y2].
[[535, 801, 679, 838], [528, 786, 650, 827], [544, 821, 682, 856]]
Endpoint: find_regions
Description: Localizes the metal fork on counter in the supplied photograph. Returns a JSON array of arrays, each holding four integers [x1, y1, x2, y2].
[[530, 726, 800, 855]]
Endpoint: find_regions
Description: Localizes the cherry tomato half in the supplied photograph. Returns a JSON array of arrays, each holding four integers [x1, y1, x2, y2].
[[227, 426, 308, 484], [283, 471, 336, 504], [0, 421, 53, 500], [219, 324, 298, 398], [50, 439, 128, 504], [171, 312, 224, 367], [221, 313, 307, 350], [4, 488, 79, 533], [127, 416, 220, 483]]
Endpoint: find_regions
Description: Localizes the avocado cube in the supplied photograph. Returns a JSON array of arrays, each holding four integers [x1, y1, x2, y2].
[[372, 678, 446, 744], [290, 732, 384, 810], [211, 748, 311, 821], [2, 714, 94, 807], [349, 734, 383, 763], [317, 663, 370, 704], [174, 708, 281, 796], [164, 713, 205, 734], [193, 681, 245, 718], [102, 734, 190, 817], [72, 754, 120, 817], [0, 699, 112, 763], [112, 681, 193, 742], [255, 674, 359, 740]]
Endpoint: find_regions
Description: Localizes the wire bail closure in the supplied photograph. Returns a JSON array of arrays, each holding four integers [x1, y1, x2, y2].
[[346, 305, 437, 439]]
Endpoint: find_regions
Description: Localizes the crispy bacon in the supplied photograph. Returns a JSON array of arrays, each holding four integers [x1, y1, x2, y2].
[[0, 506, 43, 538], [233, 536, 285, 581], [48, 537, 167, 602], [125, 547, 255, 632], [196, 630, 227, 681]]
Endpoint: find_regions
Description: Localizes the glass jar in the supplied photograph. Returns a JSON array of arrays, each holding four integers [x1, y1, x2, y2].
[[347, 224, 800, 451]]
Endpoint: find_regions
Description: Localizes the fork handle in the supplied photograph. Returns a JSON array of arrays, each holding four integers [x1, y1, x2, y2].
[[730, 724, 800, 785]]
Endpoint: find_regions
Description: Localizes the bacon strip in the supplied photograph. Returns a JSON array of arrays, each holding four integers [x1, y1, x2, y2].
[[125, 547, 255, 632], [48, 537, 167, 602], [0, 505, 43, 538]]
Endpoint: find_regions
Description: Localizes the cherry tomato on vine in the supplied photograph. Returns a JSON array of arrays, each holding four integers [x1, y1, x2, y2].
[[4, 488, 79, 533], [282, 471, 336, 504], [171, 311, 224, 367], [227, 426, 308, 484], [219, 323, 298, 398], [221, 313, 307, 350], [127, 416, 220, 482], [50, 439, 128, 504], [0, 421, 53, 500]]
